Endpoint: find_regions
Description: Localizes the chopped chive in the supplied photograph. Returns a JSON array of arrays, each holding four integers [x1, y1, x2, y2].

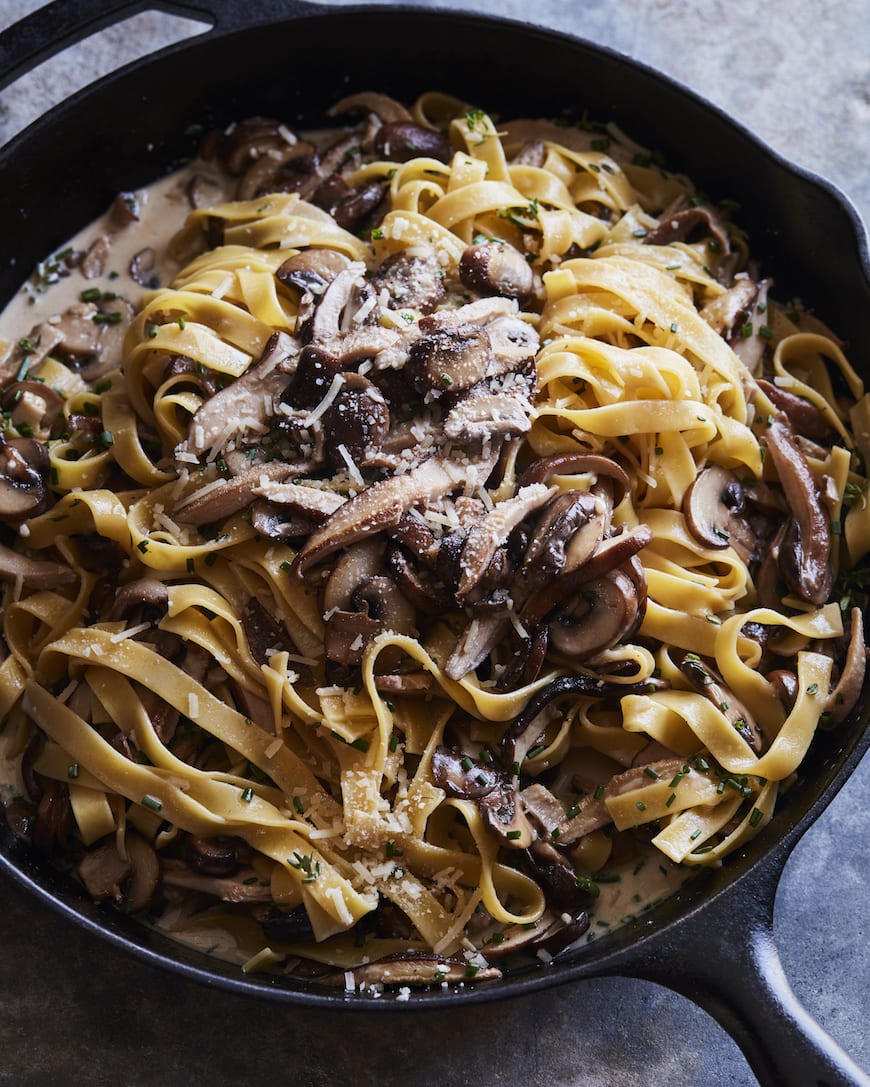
[[141, 794, 162, 812], [643, 767, 659, 779], [506, 829, 523, 840], [137, 539, 149, 553], [636, 801, 647, 812], [67, 763, 80, 779], [665, 792, 677, 807], [749, 807, 764, 827], [240, 786, 254, 802], [574, 874, 600, 897]]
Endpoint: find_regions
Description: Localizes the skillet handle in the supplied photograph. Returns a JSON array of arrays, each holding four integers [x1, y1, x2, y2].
[[0, 0, 325, 96], [630, 853, 870, 1087]]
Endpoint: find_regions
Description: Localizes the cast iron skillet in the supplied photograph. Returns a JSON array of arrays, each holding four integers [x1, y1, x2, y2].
[[0, 2, 868, 1084]]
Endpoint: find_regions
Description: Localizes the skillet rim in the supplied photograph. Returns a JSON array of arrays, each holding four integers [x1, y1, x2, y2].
[[0, 0, 867, 1012]]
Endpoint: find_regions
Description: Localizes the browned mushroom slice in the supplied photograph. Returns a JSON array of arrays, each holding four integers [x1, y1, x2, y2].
[[322, 373, 390, 470], [456, 483, 556, 601], [242, 596, 300, 668], [0, 436, 49, 520], [407, 320, 493, 396], [373, 122, 452, 163], [679, 653, 764, 752], [174, 461, 294, 525], [683, 465, 759, 561], [822, 607, 866, 725], [185, 834, 250, 877], [328, 951, 501, 988], [220, 116, 291, 175], [314, 176, 387, 231], [444, 614, 510, 681], [519, 452, 630, 502], [549, 569, 641, 660], [370, 247, 445, 314], [699, 277, 757, 336], [2, 380, 64, 439], [484, 315, 540, 378], [483, 909, 590, 960], [290, 452, 484, 576], [276, 247, 352, 296], [107, 577, 168, 623], [328, 91, 413, 125], [443, 381, 535, 445], [77, 838, 132, 902], [0, 323, 64, 384], [325, 576, 417, 667], [764, 413, 832, 606], [431, 745, 533, 848], [730, 278, 771, 374], [0, 543, 76, 591], [174, 330, 299, 464], [459, 241, 534, 301], [237, 140, 318, 201], [161, 858, 273, 902], [374, 671, 435, 695], [525, 840, 598, 911], [756, 379, 836, 445], [387, 543, 453, 614], [645, 204, 731, 253], [129, 246, 158, 288], [124, 833, 161, 912], [251, 480, 346, 522], [80, 235, 111, 278], [522, 490, 605, 590]]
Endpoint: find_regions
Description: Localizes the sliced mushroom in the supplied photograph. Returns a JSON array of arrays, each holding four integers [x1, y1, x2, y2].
[[1, 379, 65, 439], [764, 413, 832, 606], [327, 951, 501, 988], [123, 833, 161, 912], [683, 465, 759, 561], [80, 235, 111, 279], [276, 247, 352, 296], [174, 331, 300, 464], [242, 596, 299, 667], [645, 204, 731, 254], [522, 490, 605, 590], [185, 834, 250, 877], [679, 653, 764, 752], [174, 461, 294, 525], [322, 373, 390, 469], [370, 247, 445, 314], [373, 122, 452, 163], [407, 320, 493, 396], [459, 241, 534, 301], [107, 577, 169, 623], [519, 452, 630, 499], [525, 840, 597, 911], [822, 607, 866, 725], [253, 903, 316, 943], [482, 909, 590, 960], [442, 384, 534, 444], [328, 92, 413, 125], [456, 483, 556, 601], [548, 569, 641, 660], [430, 745, 533, 848], [129, 247, 158, 288], [730, 278, 771, 374], [0, 436, 49, 520], [325, 575, 417, 667], [757, 379, 836, 445], [77, 838, 131, 901], [700, 278, 758, 337], [0, 543, 76, 591], [161, 858, 272, 903]]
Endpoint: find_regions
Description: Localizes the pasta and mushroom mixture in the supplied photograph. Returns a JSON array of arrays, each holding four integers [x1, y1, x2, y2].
[[0, 91, 867, 989]]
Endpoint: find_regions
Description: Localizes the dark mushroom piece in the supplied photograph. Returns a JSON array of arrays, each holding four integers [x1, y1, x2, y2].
[[370, 247, 446, 314], [756, 379, 837, 445], [174, 461, 294, 526], [0, 436, 49, 520], [525, 840, 599, 911], [406, 320, 493, 396], [161, 858, 273, 903], [253, 903, 316, 943], [431, 744, 534, 849], [174, 331, 299, 465], [373, 122, 452, 163], [683, 465, 759, 562], [521, 489, 606, 591], [326, 951, 501, 988], [679, 652, 764, 752], [548, 569, 643, 661], [0, 543, 76, 591], [242, 595, 303, 670], [764, 412, 832, 606], [328, 91, 413, 126], [276, 247, 352, 297], [325, 576, 417, 668], [459, 241, 534, 301], [444, 613, 511, 682], [2, 380, 65, 440], [519, 452, 630, 500], [482, 909, 590, 960], [80, 235, 111, 279], [502, 672, 668, 770], [123, 833, 161, 912], [185, 834, 250, 877], [645, 204, 731, 254], [322, 373, 390, 470], [107, 577, 169, 624]]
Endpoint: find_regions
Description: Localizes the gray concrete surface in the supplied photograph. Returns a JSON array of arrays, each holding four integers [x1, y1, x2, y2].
[[0, 3, 867, 1086]]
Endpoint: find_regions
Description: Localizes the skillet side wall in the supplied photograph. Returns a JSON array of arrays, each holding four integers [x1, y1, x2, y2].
[[0, 4, 868, 1010]]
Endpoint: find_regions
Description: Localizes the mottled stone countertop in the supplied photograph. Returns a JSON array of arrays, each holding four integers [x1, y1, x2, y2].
[[0, 3, 867, 1086]]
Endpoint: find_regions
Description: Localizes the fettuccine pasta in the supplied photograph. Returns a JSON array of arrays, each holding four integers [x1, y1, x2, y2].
[[0, 91, 866, 990]]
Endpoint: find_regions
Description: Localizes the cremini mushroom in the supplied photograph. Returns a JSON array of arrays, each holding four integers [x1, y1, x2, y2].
[[764, 412, 832, 606], [373, 121, 452, 163], [679, 652, 764, 752], [683, 465, 759, 561], [0, 436, 49, 520], [459, 240, 534, 301], [370, 247, 445, 314], [430, 745, 534, 848]]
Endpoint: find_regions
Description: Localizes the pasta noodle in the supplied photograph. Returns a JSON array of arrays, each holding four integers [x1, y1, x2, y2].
[[0, 92, 866, 990]]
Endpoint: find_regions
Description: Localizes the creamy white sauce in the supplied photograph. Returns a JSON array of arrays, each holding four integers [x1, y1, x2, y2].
[[0, 164, 692, 974]]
